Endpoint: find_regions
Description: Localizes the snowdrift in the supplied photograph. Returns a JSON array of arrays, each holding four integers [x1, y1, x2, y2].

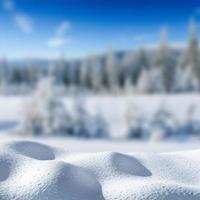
[[0, 140, 199, 199]]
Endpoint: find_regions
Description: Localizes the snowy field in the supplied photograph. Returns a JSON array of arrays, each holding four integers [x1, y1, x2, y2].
[[1, 94, 200, 138], [1, 136, 200, 153], [0, 95, 200, 199], [0, 94, 200, 151]]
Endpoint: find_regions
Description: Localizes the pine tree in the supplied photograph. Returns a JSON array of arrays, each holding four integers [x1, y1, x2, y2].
[[80, 58, 94, 90], [138, 47, 150, 70], [155, 27, 175, 92], [136, 48, 151, 94], [149, 67, 165, 93], [156, 27, 168, 67], [150, 101, 177, 140], [56, 53, 71, 87], [106, 49, 119, 92], [20, 77, 72, 135], [90, 57, 103, 92], [124, 74, 134, 94], [125, 103, 148, 139], [137, 68, 151, 93], [122, 52, 135, 91], [0, 56, 10, 93], [80, 60, 88, 89], [186, 19, 200, 86], [179, 66, 199, 92], [73, 97, 91, 137]]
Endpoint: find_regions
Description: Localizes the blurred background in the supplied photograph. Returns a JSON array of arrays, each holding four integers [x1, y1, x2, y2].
[[1, 0, 200, 147]]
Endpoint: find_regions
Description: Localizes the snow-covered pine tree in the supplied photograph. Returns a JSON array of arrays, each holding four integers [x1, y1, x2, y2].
[[90, 56, 103, 93], [123, 51, 143, 88], [179, 66, 199, 92], [72, 96, 109, 138], [150, 101, 177, 140], [137, 68, 151, 94], [173, 50, 186, 92], [188, 19, 199, 72], [80, 60, 86, 88], [176, 19, 200, 93], [124, 75, 134, 94], [106, 49, 119, 93], [122, 52, 135, 92], [26, 64, 37, 88], [180, 104, 200, 137], [80, 59, 90, 90], [125, 103, 149, 139], [155, 27, 175, 92], [136, 47, 152, 94], [72, 97, 92, 137], [54, 53, 72, 88], [138, 47, 150, 70], [149, 67, 165, 93], [0, 56, 10, 94], [186, 19, 200, 88], [90, 111, 109, 138], [20, 77, 72, 135]]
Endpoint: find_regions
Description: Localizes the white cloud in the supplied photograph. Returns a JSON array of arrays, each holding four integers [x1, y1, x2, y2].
[[56, 21, 71, 36], [14, 13, 34, 33], [47, 37, 71, 48], [47, 21, 72, 48], [3, 0, 15, 11]]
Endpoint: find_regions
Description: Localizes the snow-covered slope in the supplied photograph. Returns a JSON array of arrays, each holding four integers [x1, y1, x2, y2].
[[0, 140, 199, 200]]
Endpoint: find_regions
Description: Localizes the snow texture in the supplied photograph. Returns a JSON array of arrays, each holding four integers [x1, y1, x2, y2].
[[0, 140, 200, 199]]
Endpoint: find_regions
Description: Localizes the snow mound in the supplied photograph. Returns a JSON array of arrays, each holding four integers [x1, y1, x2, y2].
[[0, 141, 200, 199], [9, 141, 55, 160], [111, 153, 152, 177], [0, 161, 10, 182]]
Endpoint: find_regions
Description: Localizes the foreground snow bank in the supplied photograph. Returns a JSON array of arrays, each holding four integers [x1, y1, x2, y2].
[[0, 140, 200, 199]]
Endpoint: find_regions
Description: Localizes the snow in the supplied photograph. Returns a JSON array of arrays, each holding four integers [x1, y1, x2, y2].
[[0, 139, 199, 199], [0, 94, 200, 198], [1, 136, 200, 153], [1, 94, 200, 139], [64, 94, 200, 139]]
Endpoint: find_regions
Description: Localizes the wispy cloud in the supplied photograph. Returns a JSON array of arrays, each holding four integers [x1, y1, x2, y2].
[[2, 0, 15, 11], [2, 0, 34, 34], [48, 21, 71, 48], [56, 21, 71, 36], [14, 13, 34, 33], [47, 37, 71, 48]]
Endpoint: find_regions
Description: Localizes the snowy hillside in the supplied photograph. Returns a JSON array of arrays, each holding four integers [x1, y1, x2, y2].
[[0, 140, 200, 199]]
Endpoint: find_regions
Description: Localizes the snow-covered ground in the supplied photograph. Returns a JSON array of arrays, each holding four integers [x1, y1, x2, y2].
[[0, 95, 200, 199], [1, 94, 200, 138], [0, 136, 200, 153], [0, 139, 199, 199], [64, 94, 200, 138]]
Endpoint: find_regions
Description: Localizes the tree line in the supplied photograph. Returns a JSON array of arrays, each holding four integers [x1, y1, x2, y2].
[[0, 20, 200, 95]]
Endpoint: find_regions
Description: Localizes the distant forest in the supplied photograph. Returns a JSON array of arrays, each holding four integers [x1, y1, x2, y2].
[[0, 20, 200, 95]]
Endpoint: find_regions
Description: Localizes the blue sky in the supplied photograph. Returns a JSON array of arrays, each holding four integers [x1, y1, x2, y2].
[[0, 0, 200, 59]]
